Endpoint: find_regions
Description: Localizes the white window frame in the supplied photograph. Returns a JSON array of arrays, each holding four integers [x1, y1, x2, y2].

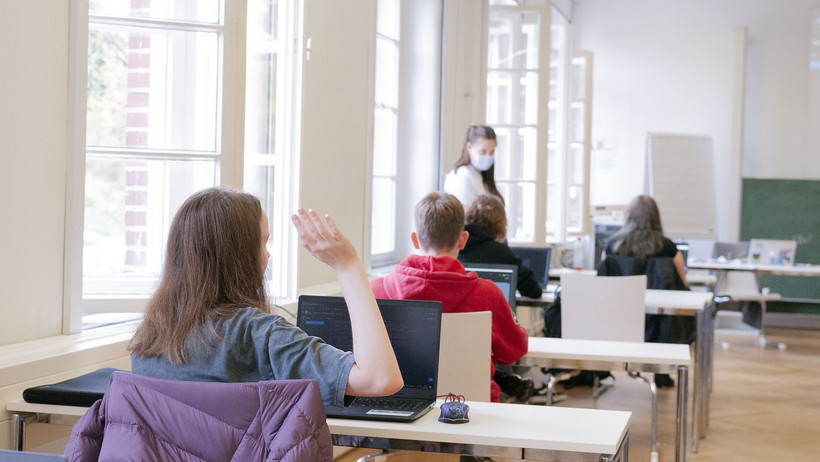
[[485, 0, 550, 245], [243, 0, 303, 303], [547, 9, 592, 243], [369, 0, 402, 268], [64, 0, 301, 333]]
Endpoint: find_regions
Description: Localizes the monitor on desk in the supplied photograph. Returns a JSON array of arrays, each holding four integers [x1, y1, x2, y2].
[[462, 263, 518, 313], [509, 246, 551, 289]]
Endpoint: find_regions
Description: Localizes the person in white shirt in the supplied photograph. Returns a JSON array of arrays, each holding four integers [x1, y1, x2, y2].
[[443, 125, 504, 207]]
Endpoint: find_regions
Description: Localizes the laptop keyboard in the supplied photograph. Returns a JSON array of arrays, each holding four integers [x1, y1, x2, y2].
[[352, 397, 427, 411]]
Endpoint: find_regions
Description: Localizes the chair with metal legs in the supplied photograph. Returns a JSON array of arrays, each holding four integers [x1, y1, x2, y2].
[[552, 273, 667, 462]]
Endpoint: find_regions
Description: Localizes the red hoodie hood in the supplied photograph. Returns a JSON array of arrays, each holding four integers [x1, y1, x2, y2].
[[378, 255, 479, 310]]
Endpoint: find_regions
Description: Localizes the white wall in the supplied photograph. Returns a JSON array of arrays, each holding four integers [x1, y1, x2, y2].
[[741, 1, 820, 178], [440, 0, 488, 180], [0, 0, 69, 346], [575, 0, 820, 241], [395, 0, 443, 259], [298, 0, 377, 287]]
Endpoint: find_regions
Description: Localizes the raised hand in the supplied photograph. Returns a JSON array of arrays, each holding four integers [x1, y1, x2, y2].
[[291, 208, 358, 272]]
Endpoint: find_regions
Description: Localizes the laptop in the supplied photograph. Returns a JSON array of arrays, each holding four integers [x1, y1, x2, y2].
[[461, 263, 518, 313], [747, 239, 797, 265], [509, 246, 552, 289], [296, 295, 442, 422]]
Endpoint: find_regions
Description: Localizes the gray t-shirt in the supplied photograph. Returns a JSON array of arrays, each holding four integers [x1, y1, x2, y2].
[[131, 307, 355, 407]]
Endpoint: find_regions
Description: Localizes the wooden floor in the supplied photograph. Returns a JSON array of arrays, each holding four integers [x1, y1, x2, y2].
[[335, 327, 820, 462]]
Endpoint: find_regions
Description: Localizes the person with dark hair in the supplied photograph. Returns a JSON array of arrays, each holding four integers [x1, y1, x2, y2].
[[603, 194, 687, 286], [371, 192, 528, 403], [130, 187, 403, 407], [601, 194, 689, 388], [458, 194, 543, 298], [444, 125, 504, 207]]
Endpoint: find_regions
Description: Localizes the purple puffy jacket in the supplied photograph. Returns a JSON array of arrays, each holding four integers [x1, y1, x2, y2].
[[64, 372, 332, 461]]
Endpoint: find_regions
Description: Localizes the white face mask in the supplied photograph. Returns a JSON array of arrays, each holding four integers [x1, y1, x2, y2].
[[470, 154, 495, 171]]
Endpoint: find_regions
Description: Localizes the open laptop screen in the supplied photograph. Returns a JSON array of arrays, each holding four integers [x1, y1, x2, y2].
[[297, 295, 442, 397], [462, 263, 518, 313], [748, 239, 797, 265], [509, 246, 551, 289]]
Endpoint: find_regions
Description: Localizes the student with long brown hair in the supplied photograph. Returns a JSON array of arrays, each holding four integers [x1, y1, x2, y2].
[[603, 194, 687, 285], [129, 187, 402, 406], [443, 125, 504, 206], [601, 194, 689, 388]]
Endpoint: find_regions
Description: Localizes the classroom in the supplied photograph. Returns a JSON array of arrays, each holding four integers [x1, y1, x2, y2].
[[2, 0, 819, 461]]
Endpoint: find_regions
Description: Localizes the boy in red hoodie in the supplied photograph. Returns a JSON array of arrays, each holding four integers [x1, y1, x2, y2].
[[371, 192, 528, 402]]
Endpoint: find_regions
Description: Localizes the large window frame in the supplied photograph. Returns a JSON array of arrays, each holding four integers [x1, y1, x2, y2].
[[484, 1, 591, 246], [65, 0, 300, 333], [485, 0, 550, 245], [243, 0, 303, 303]]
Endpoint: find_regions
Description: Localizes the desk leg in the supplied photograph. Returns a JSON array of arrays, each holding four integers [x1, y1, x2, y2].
[[14, 413, 28, 451], [705, 301, 715, 425], [676, 366, 688, 462], [691, 310, 705, 453], [602, 428, 629, 462]]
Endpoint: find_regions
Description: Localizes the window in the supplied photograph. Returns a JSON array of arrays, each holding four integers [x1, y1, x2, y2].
[[243, 0, 301, 301], [82, 1, 226, 317], [68, 0, 298, 331], [546, 9, 592, 243], [486, 0, 549, 244], [370, 0, 401, 266], [485, 1, 591, 245]]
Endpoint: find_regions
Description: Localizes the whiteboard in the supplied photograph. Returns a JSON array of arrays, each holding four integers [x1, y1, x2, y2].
[[645, 133, 717, 239]]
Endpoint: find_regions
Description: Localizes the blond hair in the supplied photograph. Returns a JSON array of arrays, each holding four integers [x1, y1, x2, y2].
[[414, 192, 465, 252]]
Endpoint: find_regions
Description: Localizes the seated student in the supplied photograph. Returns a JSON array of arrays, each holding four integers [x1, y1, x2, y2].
[[600, 194, 691, 388], [601, 195, 687, 286], [371, 191, 529, 402], [130, 187, 403, 407], [458, 194, 543, 299]]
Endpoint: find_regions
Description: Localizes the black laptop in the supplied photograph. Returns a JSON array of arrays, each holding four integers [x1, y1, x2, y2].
[[296, 295, 442, 422], [461, 263, 518, 313], [510, 246, 552, 289]]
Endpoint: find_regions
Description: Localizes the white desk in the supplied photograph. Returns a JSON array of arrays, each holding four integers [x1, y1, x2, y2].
[[685, 272, 717, 287], [517, 289, 713, 454], [329, 399, 631, 461], [549, 268, 597, 279], [688, 260, 820, 350], [526, 288, 712, 311], [688, 261, 820, 276], [521, 337, 690, 462], [8, 398, 631, 462], [547, 268, 718, 287]]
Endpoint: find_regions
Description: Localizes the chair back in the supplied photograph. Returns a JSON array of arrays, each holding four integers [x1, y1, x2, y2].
[[437, 311, 492, 402], [64, 372, 332, 461], [560, 273, 646, 342], [598, 255, 687, 291]]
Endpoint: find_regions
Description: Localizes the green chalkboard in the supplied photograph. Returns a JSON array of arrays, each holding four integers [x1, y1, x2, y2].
[[741, 178, 820, 303]]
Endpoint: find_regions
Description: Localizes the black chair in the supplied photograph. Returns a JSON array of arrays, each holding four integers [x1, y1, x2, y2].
[[23, 368, 121, 408]]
